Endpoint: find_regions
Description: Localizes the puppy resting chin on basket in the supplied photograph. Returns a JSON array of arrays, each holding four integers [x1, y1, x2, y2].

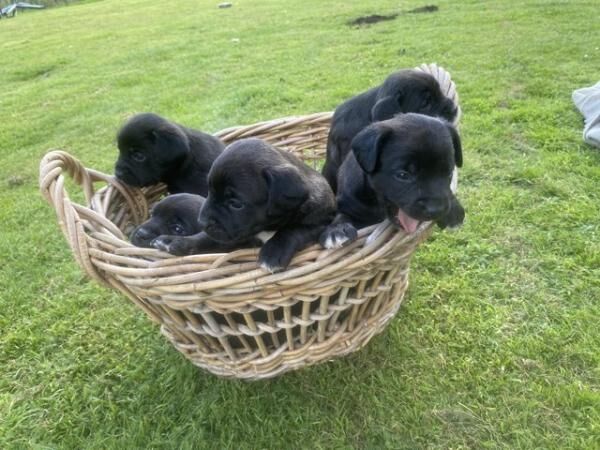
[[130, 193, 206, 248], [320, 113, 465, 249], [153, 137, 337, 273]]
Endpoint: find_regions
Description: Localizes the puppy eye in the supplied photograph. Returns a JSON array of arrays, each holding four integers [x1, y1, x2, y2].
[[394, 170, 411, 181], [132, 151, 146, 163], [228, 198, 244, 210], [169, 223, 185, 234]]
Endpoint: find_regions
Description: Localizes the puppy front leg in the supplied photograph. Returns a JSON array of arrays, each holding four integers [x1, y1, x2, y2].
[[319, 213, 358, 249], [259, 226, 325, 273]]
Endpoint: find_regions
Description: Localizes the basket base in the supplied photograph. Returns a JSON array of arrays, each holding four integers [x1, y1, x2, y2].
[[160, 270, 409, 380]]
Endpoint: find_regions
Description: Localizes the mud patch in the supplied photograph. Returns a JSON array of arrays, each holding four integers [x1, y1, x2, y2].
[[6, 175, 26, 188], [348, 5, 438, 26], [407, 5, 438, 14], [348, 13, 398, 26]]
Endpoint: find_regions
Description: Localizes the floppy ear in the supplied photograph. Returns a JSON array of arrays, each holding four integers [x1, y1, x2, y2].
[[262, 165, 309, 217], [371, 95, 401, 121], [446, 124, 463, 168], [351, 125, 388, 173], [152, 126, 190, 162]]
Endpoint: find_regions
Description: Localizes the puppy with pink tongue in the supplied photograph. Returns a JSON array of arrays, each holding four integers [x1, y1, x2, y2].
[[320, 113, 464, 249]]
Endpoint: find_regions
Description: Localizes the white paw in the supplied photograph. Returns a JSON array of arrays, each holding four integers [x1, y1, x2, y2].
[[324, 234, 350, 249], [255, 230, 276, 243], [260, 261, 280, 273], [152, 237, 171, 252]]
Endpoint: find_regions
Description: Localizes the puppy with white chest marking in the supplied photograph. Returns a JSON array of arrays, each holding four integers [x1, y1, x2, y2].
[[322, 69, 458, 192], [167, 138, 336, 272], [115, 113, 225, 196], [320, 113, 465, 249]]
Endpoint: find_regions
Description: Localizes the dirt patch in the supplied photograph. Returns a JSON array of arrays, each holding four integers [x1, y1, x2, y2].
[[407, 5, 438, 14], [348, 13, 398, 26], [348, 5, 438, 27], [6, 175, 26, 188]]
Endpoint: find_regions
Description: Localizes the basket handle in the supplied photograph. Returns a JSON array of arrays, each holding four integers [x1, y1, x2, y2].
[[39, 150, 146, 284]]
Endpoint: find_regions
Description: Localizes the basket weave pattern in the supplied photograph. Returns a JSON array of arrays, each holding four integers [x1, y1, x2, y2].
[[39, 64, 459, 379]]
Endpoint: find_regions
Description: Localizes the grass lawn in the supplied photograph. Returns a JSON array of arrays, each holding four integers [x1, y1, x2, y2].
[[1, 0, 599, 448]]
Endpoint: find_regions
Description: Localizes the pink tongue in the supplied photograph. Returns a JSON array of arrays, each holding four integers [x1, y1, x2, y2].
[[396, 209, 420, 233]]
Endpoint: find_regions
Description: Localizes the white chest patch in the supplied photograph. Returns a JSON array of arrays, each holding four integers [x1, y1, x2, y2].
[[255, 231, 276, 243]]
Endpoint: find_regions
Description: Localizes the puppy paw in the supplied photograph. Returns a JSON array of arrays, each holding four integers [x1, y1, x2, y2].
[[319, 223, 358, 249], [151, 235, 194, 256], [258, 241, 295, 273]]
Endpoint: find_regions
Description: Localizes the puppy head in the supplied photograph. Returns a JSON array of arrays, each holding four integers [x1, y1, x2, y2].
[[130, 193, 204, 247], [371, 70, 458, 123], [351, 113, 463, 232], [198, 138, 309, 243], [115, 113, 190, 187]]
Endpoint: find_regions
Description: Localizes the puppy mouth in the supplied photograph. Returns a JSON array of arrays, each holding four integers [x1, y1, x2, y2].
[[115, 169, 157, 188], [391, 208, 421, 233], [383, 201, 421, 233], [130, 233, 156, 248], [116, 171, 141, 187]]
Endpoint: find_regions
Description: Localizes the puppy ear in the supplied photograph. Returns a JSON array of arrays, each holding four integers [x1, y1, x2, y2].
[[152, 126, 190, 161], [263, 165, 309, 217], [370, 95, 400, 121], [351, 125, 388, 173], [446, 123, 463, 168]]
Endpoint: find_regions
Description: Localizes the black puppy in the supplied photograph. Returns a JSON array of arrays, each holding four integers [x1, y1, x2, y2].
[[322, 69, 458, 191], [115, 113, 225, 196], [130, 193, 205, 248], [320, 113, 464, 249], [161, 138, 336, 272]]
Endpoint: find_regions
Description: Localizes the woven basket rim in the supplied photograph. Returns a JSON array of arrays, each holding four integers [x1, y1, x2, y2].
[[38, 142, 449, 310], [39, 63, 460, 309]]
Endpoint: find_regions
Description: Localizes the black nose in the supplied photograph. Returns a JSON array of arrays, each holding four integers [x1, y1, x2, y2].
[[134, 227, 153, 240], [130, 226, 155, 247], [115, 166, 126, 179], [416, 198, 447, 218]]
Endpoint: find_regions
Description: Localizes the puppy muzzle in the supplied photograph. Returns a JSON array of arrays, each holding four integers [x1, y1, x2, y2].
[[130, 226, 156, 247], [115, 167, 141, 187]]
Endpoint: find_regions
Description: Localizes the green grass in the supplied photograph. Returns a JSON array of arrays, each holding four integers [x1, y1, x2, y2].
[[1, 0, 599, 448]]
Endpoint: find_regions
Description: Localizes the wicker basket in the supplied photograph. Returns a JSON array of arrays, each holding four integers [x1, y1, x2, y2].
[[39, 64, 460, 380]]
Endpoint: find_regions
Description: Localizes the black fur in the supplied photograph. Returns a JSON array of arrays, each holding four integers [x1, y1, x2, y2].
[[130, 193, 205, 248], [115, 113, 224, 196], [194, 138, 336, 272], [322, 69, 458, 192], [320, 113, 464, 249], [130, 193, 240, 255]]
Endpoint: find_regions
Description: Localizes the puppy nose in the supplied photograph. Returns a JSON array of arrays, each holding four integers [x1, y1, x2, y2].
[[134, 227, 153, 240], [417, 198, 447, 217], [115, 166, 125, 179]]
